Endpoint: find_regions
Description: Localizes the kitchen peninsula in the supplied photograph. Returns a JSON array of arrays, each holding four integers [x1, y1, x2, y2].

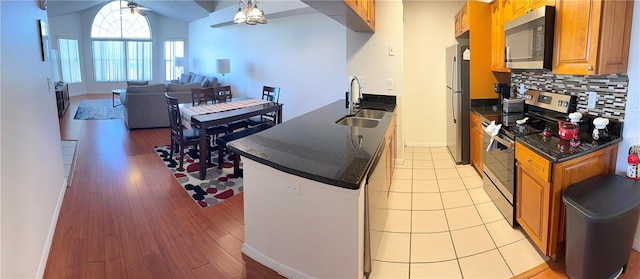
[[228, 96, 396, 278]]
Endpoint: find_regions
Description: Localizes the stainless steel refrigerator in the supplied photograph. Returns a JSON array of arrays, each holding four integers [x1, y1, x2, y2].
[[445, 44, 470, 165]]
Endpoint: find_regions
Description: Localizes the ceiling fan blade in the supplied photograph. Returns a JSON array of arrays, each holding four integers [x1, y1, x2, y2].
[[136, 9, 147, 16]]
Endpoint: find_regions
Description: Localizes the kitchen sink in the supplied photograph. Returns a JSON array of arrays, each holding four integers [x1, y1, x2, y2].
[[335, 116, 380, 128], [355, 109, 386, 120]]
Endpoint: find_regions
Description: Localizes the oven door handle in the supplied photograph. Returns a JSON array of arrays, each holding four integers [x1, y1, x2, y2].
[[482, 122, 515, 149], [491, 135, 514, 149]]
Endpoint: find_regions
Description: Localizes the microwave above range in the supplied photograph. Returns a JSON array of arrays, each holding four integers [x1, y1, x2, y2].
[[504, 6, 555, 70]]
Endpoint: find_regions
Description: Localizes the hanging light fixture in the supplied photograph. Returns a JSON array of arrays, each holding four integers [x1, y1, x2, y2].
[[233, 0, 266, 25]]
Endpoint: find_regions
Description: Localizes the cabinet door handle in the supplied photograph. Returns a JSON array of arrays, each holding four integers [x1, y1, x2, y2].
[[526, 158, 532, 163], [588, 65, 593, 71]]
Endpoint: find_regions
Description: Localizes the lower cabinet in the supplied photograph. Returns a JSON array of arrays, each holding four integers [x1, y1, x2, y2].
[[470, 112, 483, 174], [385, 112, 397, 195], [515, 142, 619, 259]]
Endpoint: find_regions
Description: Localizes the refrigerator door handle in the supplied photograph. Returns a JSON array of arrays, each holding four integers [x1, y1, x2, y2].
[[450, 56, 461, 93], [451, 88, 457, 124]]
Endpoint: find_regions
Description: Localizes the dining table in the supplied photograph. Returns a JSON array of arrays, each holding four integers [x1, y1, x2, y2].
[[180, 97, 283, 180]]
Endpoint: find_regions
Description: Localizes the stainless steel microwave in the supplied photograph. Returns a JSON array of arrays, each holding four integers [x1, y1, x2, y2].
[[504, 6, 555, 70]]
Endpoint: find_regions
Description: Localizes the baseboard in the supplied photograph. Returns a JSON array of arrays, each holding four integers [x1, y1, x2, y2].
[[36, 180, 68, 278], [634, 237, 640, 252], [404, 141, 447, 147], [241, 243, 312, 279]]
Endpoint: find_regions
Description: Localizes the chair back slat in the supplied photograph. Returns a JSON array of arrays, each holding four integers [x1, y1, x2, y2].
[[262, 86, 280, 104], [191, 87, 215, 106], [213, 86, 232, 103], [165, 93, 184, 140]]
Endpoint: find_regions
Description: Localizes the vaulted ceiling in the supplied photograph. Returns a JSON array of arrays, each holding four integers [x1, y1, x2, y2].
[[47, 0, 238, 23]]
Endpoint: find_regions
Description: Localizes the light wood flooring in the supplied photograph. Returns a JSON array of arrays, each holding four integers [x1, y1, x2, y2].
[[44, 94, 639, 278]]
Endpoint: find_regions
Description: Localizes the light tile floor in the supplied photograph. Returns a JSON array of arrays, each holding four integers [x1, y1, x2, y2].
[[370, 146, 548, 279]]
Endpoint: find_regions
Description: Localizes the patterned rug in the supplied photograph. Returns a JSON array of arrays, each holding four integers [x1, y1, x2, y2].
[[154, 144, 243, 208], [74, 99, 124, 120]]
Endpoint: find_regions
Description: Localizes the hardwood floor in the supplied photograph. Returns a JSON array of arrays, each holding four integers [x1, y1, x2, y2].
[[45, 94, 640, 278], [45, 94, 284, 279]]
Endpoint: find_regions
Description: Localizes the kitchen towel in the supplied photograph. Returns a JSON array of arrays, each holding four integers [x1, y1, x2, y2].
[[485, 121, 502, 152]]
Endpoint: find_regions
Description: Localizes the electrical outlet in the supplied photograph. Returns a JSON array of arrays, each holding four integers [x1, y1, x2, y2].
[[388, 45, 395, 56], [284, 182, 300, 195], [386, 79, 393, 90]]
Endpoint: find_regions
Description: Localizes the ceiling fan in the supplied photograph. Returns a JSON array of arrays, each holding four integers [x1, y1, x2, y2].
[[122, 1, 150, 16]]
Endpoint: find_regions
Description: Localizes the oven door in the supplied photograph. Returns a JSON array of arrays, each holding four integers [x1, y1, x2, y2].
[[481, 123, 517, 226]]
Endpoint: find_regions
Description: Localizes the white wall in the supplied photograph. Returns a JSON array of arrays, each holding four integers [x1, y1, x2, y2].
[[347, 0, 405, 161], [1, 1, 67, 277], [403, 0, 465, 147], [189, 10, 346, 121], [616, 0, 640, 252], [49, 5, 190, 97]]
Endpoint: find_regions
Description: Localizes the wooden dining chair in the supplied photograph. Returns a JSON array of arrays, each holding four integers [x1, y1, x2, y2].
[[213, 86, 232, 103], [214, 86, 249, 133], [191, 87, 215, 106], [191, 87, 227, 145], [165, 93, 211, 171], [247, 86, 281, 127]]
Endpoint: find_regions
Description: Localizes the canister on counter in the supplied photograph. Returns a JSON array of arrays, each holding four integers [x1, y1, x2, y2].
[[628, 145, 640, 180]]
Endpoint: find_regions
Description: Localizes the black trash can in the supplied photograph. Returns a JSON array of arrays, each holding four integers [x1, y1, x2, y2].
[[562, 175, 640, 279]]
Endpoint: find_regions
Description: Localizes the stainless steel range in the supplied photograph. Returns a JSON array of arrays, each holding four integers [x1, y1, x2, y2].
[[482, 91, 576, 227]]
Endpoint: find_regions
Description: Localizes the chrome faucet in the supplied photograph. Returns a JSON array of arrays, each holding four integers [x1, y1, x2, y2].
[[347, 76, 362, 114]]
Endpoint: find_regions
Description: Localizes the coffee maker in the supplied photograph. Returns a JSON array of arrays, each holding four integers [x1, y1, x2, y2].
[[494, 83, 511, 103]]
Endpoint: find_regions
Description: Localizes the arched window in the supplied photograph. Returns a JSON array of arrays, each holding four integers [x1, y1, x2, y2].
[[91, 0, 152, 82]]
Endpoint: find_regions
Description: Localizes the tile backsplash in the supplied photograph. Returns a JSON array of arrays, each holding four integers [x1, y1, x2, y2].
[[511, 71, 629, 122]]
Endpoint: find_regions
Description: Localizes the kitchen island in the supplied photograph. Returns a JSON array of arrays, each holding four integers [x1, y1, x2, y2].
[[228, 97, 395, 278]]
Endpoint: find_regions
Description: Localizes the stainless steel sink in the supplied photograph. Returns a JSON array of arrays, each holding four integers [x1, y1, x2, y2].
[[335, 116, 380, 128], [355, 109, 386, 120]]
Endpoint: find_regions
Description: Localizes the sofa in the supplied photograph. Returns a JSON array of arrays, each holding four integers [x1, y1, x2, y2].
[[120, 82, 207, 129]]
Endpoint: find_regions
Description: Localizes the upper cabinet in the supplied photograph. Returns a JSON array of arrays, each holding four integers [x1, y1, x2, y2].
[[454, 1, 496, 99], [553, 0, 633, 75], [506, 0, 555, 19], [302, 0, 375, 32], [455, 4, 469, 37], [491, 0, 509, 72]]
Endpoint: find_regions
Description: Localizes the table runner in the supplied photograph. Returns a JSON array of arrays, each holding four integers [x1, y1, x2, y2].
[[180, 98, 270, 128]]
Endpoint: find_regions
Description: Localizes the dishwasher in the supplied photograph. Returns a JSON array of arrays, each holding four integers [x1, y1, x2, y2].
[[364, 142, 388, 278]]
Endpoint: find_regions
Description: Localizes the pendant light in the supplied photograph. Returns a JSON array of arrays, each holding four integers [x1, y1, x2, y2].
[[233, 0, 266, 25]]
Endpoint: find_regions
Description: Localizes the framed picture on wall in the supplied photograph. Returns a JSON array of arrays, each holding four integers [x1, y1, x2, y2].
[[38, 19, 50, 61]]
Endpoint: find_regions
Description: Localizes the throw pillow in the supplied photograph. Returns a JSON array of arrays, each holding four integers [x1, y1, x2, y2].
[[179, 73, 192, 84], [190, 74, 205, 84], [200, 78, 209, 88]]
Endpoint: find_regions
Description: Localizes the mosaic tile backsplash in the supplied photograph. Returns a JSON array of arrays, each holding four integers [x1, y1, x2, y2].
[[511, 71, 629, 122]]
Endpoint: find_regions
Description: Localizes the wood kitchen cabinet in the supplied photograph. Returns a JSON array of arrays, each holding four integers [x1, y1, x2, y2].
[[553, 0, 633, 75], [491, 0, 509, 73], [454, 1, 496, 99], [455, 4, 469, 37], [470, 112, 484, 174], [505, 0, 555, 20], [301, 0, 375, 32], [515, 142, 618, 259], [385, 112, 396, 195]]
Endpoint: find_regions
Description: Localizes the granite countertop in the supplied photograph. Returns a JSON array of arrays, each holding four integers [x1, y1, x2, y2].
[[516, 133, 622, 163], [228, 96, 396, 190], [471, 100, 623, 163]]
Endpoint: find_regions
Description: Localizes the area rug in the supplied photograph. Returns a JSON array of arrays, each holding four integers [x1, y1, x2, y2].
[[74, 99, 124, 120], [154, 145, 243, 208]]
